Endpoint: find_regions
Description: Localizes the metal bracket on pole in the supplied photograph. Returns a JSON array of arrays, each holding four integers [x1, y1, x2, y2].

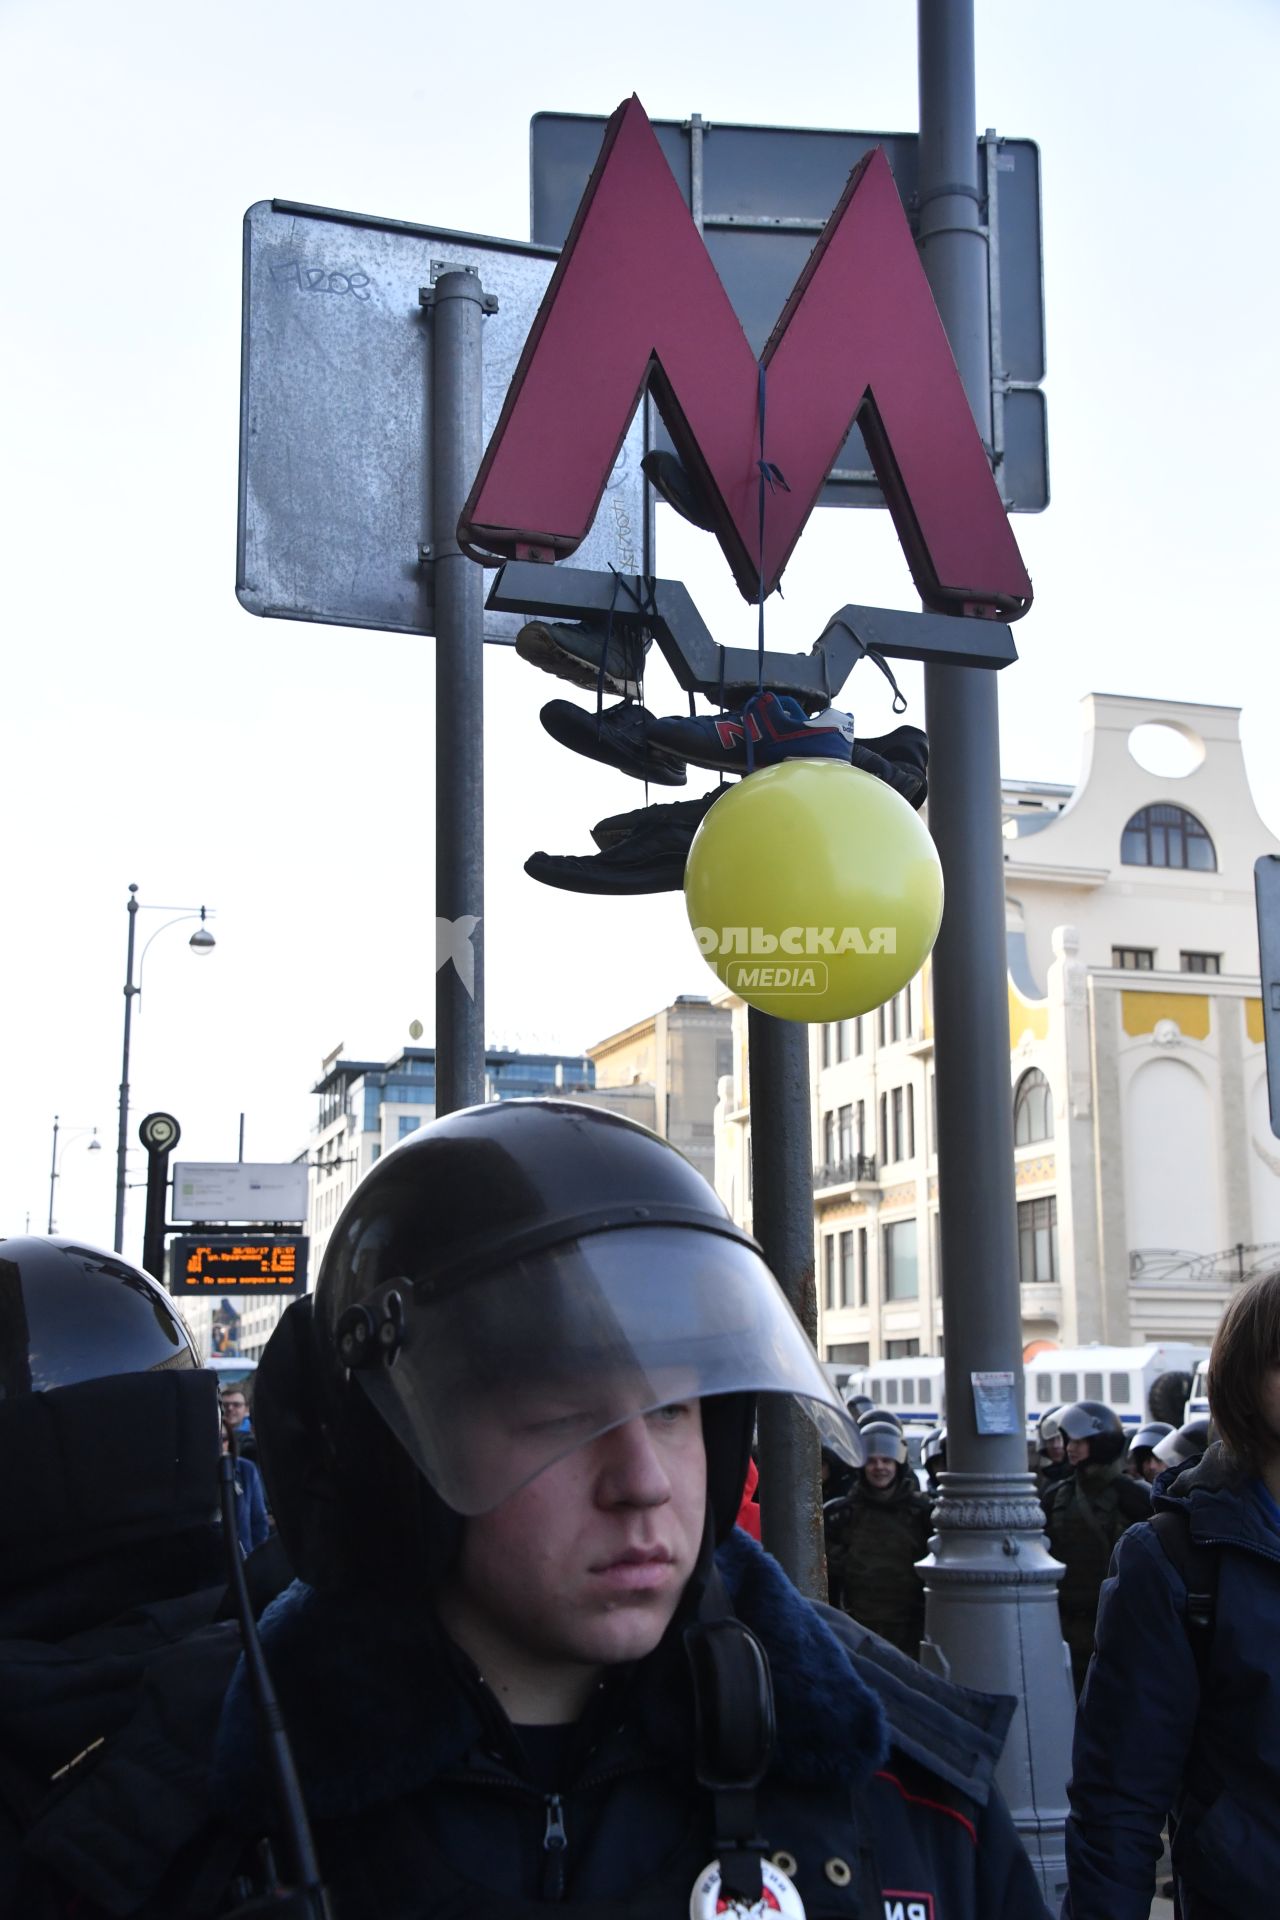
[[487, 563, 1016, 704]]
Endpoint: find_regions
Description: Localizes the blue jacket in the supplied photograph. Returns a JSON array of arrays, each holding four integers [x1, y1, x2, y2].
[[216, 1529, 1049, 1918], [1063, 1443, 1280, 1919]]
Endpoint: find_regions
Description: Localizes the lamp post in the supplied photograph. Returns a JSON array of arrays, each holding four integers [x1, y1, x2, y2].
[[114, 883, 216, 1253], [48, 1116, 101, 1235]]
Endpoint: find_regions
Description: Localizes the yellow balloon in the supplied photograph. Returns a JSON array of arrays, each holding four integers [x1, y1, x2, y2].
[[684, 760, 944, 1022]]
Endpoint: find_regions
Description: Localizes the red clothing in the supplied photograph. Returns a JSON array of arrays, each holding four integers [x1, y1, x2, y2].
[[736, 1457, 761, 1539]]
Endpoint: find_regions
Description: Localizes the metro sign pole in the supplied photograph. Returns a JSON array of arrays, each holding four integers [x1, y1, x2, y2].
[[916, 2, 1071, 1901]]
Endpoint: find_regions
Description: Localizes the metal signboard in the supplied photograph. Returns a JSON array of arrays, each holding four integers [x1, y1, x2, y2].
[[238, 202, 652, 640], [170, 1234, 309, 1296], [531, 112, 1046, 513], [171, 1160, 308, 1223]]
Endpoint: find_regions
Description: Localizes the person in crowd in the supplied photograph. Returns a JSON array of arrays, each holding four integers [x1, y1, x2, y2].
[[0, 1237, 275, 1916], [222, 1402, 271, 1555], [1043, 1400, 1151, 1696], [1125, 1420, 1173, 1484], [824, 1418, 936, 1659], [214, 1101, 1048, 1919], [1150, 1417, 1212, 1485], [1035, 1406, 1073, 1495], [220, 1384, 257, 1463], [922, 1424, 947, 1490], [1064, 1269, 1280, 1919]]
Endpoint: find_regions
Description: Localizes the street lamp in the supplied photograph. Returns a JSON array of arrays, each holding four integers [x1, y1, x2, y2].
[[48, 1115, 101, 1234], [114, 883, 216, 1253]]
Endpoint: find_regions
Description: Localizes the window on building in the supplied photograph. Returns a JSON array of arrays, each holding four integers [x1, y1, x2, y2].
[[827, 1341, 869, 1365], [370, 1143, 381, 1162], [890, 1086, 904, 1163], [398, 1115, 421, 1139], [838, 1104, 854, 1160], [1121, 804, 1216, 872], [821, 1024, 833, 1068], [1181, 951, 1221, 974], [823, 1110, 836, 1165], [879, 1092, 888, 1161], [855, 1100, 867, 1157], [838, 1018, 855, 1060], [823, 1236, 836, 1311], [1112, 947, 1155, 971], [858, 1226, 868, 1307], [854, 1016, 864, 1056], [1017, 1195, 1059, 1286], [839, 1230, 855, 1308], [885, 1338, 920, 1359], [877, 1003, 886, 1048], [902, 985, 913, 1040], [929, 1073, 938, 1156], [1013, 1068, 1054, 1145], [884, 1219, 919, 1300], [906, 1083, 915, 1160]]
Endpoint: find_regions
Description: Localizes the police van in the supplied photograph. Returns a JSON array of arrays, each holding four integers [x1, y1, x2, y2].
[[840, 1357, 947, 1428], [1024, 1342, 1208, 1434]]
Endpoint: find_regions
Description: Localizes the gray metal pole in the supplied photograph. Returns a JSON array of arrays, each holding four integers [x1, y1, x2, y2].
[[915, 3, 1072, 1903], [48, 1115, 60, 1236], [430, 269, 488, 1114], [114, 885, 140, 1253], [747, 1007, 826, 1601]]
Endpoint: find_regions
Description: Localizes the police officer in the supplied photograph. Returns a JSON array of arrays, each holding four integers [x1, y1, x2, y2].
[[826, 1420, 936, 1659], [1125, 1420, 1173, 1484], [1035, 1406, 1072, 1494], [215, 1101, 1048, 1918], [921, 1425, 947, 1490], [1044, 1400, 1151, 1696], [0, 1237, 270, 1916]]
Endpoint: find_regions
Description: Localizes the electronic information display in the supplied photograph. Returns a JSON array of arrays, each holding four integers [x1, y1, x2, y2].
[[170, 1235, 308, 1296]]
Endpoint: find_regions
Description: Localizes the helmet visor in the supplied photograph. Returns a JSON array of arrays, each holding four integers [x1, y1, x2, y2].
[[350, 1226, 864, 1513]]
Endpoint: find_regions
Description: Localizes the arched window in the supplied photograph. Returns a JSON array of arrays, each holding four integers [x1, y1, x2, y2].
[[1014, 1067, 1053, 1146], [1120, 804, 1216, 871]]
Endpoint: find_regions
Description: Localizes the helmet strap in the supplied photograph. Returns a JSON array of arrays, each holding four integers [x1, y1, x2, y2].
[[685, 1569, 777, 1905]]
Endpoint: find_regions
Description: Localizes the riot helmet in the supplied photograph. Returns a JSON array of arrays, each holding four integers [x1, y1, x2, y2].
[[1037, 1406, 1066, 1460], [1152, 1417, 1212, 1469], [855, 1405, 905, 1434], [1127, 1421, 1173, 1464], [306, 1101, 863, 1536], [0, 1236, 199, 1396], [921, 1424, 947, 1481], [842, 1391, 875, 1420], [1057, 1399, 1126, 1466], [858, 1420, 908, 1467]]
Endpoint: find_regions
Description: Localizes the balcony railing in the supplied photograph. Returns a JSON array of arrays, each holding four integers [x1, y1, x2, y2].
[[813, 1154, 877, 1189]]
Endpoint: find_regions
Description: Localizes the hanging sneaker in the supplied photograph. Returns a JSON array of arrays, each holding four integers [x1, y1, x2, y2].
[[516, 618, 650, 700], [852, 725, 929, 810], [526, 792, 723, 895], [539, 699, 687, 787], [590, 789, 724, 851], [649, 693, 855, 772]]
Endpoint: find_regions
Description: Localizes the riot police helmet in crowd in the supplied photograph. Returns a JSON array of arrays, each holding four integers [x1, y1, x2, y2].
[[857, 1420, 909, 1467], [1152, 1417, 1213, 1469], [0, 1235, 199, 1395], [1057, 1399, 1126, 1465], [855, 1405, 905, 1434], [842, 1391, 875, 1420], [921, 1425, 947, 1473], [272, 1100, 864, 1586], [1127, 1420, 1174, 1463]]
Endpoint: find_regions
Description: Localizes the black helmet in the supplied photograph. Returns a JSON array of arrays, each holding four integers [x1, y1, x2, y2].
[[855, 1404, 905, 1433], [1057, 1400, 1126, 1466], [1152, 1417, 1212, 1469], [1128, 1420, 1174, 1461], [0, 1236, 199, 1395], [858, 1419, 908, 1467], [843, 1391, 875, 1420], [274, 1102, 861, 1573], [921, 1424, 947, 1471]]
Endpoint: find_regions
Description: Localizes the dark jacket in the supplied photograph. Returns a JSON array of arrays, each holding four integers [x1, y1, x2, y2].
[[826, 1471, 935, 1657], [1043, 1459, 1150, 1692], [215, 1529, 1048, 1919], [1063, 1443, 1280, 1920], [231, 1453, 270, 1556]]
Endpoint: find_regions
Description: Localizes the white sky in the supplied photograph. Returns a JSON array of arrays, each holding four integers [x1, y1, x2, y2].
[[2, 0, 1277, 1256]]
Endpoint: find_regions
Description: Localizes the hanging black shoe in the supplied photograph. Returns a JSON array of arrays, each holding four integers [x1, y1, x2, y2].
[[852, 725, 929, 810], [526, 791, 723, 895], [540, 699, 687, 787], [516, 617, 650, 699], [641, 450, 719, 533], [590, 789, 724, 850]]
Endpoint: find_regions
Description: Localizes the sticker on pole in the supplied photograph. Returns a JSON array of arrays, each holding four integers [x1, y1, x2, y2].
[[970, 1370, 1020, 1435]]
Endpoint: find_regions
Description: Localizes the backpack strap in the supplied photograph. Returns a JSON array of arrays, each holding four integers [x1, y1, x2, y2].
[[1151, 1508, 1218, 1679]]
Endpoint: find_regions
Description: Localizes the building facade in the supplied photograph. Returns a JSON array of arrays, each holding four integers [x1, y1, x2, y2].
[[585, 995, 733, 1184], [714, 693, 1280, 1366]]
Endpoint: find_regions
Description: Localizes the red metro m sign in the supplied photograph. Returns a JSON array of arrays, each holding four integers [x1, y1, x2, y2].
[[459, 96, 1031, 620]]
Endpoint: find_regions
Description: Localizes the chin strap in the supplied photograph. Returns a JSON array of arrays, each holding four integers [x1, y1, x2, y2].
[[685, 1567, 776, 1906]]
